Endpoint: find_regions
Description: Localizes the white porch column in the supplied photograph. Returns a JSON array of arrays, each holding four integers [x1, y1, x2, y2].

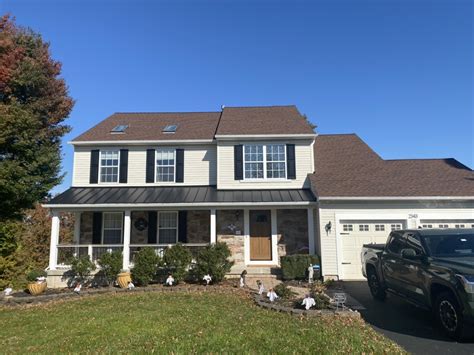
[[271, 209, 278, 264], [307, 208, 315, 255], [49, 211, 60, 270], [123, 210, 131, 271], [210, 209, 216, 244], [244, 209, 250, 265], [73, 212, 81, 244]]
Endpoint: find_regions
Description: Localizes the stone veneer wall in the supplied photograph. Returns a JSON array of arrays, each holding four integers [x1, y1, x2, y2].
[[277, 209, 308, 255], [187, 210, 210, 243], [131, 211, 148, 244], [79, 212, 93, 244], [216, 210, 245, 273]]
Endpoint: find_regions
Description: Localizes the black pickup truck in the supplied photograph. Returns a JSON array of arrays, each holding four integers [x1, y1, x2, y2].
[[361, 228, 474, 340]]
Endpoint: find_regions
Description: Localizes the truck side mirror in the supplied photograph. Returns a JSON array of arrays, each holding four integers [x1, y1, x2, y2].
[[401, 248, 417, 259]]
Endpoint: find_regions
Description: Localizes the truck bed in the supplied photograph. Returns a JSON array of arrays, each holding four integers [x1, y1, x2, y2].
[[362, 243, 385, 251]]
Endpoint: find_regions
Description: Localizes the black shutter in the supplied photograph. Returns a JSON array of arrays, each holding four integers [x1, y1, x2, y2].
[[119, 149, 128, 183], [234, 145, 243, 180], [175, 149, 184, 183], [146, 149, 155, 183], [148, 211, 157, 244], [92, 212, 102, 244], [178, 211, 187, 243], [286, 144, 296, 179], [89, 150, 100, 184]]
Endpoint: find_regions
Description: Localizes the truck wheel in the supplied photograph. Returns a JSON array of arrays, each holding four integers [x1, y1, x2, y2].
[[367, 269, 386, 301], [435, 291, 465, 340]]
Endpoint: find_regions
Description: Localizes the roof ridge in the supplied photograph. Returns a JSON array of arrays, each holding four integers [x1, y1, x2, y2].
[[316, 133, 357, 137], [113, 111, 220, 115], [386, 158, 455, 161], [223, 105, 297, 109]]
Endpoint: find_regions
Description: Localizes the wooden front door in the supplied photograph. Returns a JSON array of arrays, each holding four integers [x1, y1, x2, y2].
[[250, 210, 272, 261]]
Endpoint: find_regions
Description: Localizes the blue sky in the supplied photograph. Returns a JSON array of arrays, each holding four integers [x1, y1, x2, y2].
[[2, 0, 473, 194]]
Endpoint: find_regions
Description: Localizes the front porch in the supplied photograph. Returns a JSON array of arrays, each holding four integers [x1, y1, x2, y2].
[[48, 207, 316, 286]]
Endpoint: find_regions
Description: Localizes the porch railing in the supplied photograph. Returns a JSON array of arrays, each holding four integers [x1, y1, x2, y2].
[[56, 243, 209, 268]]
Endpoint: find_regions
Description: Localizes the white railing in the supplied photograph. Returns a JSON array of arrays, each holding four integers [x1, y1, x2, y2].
[[56, 243, 209, 268], [56, 244, 123, 267]]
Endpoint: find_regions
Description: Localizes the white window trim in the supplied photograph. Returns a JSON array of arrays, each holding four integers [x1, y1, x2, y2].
[[102, 212, 124, 244], [242, 144, 287, 181], [157, 211, 179, 244], [155, 148, 176, 183], [99, 149, 121, 184]]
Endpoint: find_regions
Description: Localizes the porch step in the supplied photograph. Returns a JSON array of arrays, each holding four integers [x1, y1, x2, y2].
[[227, 266, 281, 278]]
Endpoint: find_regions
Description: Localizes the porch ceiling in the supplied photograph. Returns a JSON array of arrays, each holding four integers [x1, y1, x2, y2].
[[46, 186, 316, 207]]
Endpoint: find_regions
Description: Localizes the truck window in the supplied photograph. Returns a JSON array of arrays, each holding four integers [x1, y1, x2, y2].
[[386, 233, 406, 255], [405, 233, 424, 255]]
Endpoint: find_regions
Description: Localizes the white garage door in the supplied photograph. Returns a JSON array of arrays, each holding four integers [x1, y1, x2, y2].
[[420, 220, 474, 230], [339, 220, 406, 280]]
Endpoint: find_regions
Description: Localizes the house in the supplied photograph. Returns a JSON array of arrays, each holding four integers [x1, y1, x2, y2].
[[44, 105, 474, 286]]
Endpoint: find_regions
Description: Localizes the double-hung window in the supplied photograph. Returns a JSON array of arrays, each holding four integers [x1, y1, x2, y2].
[[156, 149, 175, 182], [102, 212, 123, 244], [158, 212, 178, 244], [244, 144, 286, 179], [100, 150, 119, 183]]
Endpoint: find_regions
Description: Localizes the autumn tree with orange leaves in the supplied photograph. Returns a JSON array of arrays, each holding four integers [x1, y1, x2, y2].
[[0, 15, 74, 287]]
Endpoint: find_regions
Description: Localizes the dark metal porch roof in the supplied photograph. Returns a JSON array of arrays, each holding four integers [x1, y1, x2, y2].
[[47, 186, 316, 206]]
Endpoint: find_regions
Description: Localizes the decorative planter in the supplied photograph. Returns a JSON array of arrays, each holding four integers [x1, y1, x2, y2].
[[117, 272, 132, 288], [27, 282, 47, 295]]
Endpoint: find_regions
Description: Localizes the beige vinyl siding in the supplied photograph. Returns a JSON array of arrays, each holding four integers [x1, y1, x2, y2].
[[318, 200, 474, 280], [72, 145, 216, 187], [217, 140, 314, 190]]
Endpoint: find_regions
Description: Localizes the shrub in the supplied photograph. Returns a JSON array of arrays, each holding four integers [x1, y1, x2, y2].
[[162, 243, 192, 283], [194, 242, 234, 283], [131, 247, 160, 286], [70, 255, 96, 283], [98, 250, 123, 286], [313, 293, 330, 309], [280, 254, 320, 280], [26, 269, 47, 282], [274, 283, 296, 299], [310, 280, 327, 295]]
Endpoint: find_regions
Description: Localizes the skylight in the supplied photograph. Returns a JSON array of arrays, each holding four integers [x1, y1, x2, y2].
[[162, 124, 178, 133], [111, 124, 129, 133]]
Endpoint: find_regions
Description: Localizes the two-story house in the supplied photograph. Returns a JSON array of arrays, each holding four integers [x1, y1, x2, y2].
[[45, 105, 474, 286], [45, 106, 319, 286]]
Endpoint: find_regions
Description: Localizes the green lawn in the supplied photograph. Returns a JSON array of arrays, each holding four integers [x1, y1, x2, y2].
[[0, 291, 403, 353]]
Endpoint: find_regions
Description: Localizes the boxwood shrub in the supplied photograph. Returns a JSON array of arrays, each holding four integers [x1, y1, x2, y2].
[[280, 254, 320, 280]]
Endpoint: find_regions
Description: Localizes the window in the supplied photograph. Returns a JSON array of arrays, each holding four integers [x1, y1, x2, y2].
[[102, 212, 123, 244], [359, 225, 369, 232], [100, 150, 119, 183], [343, 224, 353, 232], [455, 224, 466, 228], [244, 144, 286, 179], [110, 125, 128, 133], [158, 212, 178, 244], [405, 233, 424, 255], [387, 233, 406, 255], [391, 224, 402, 231], [156, 149, 175, 182], [162, 125, 178, 133], [422, 224, 433, 229], [375, 224, 385, 231], [439, 224, 449, 229], [244, 145, 264, 179], [266, 144, 286, 178]]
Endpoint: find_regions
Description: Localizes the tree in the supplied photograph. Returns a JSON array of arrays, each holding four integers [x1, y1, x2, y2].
[[0, 15, 74, 220]]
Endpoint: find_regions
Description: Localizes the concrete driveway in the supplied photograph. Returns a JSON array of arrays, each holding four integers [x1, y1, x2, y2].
[[343, 281, 474, 355]]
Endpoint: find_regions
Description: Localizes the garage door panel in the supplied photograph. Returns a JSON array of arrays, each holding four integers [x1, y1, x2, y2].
[[339, 220, 406, 280]]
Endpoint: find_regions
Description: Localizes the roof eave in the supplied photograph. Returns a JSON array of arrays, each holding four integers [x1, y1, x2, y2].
[[215, 133, 317, 141], [318, 196, 474, 201], [69, 139, 216, 146]]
